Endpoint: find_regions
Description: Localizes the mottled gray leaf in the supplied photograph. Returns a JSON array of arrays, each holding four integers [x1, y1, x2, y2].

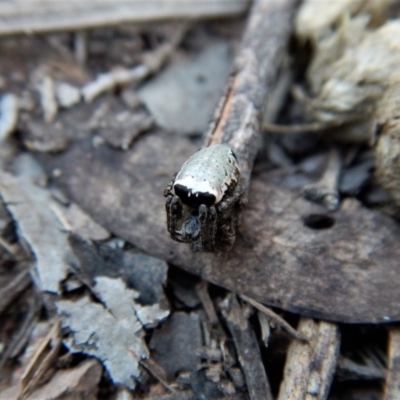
[[0, 172, 74, 293], [57, 276, 169, 389], [57, 294, 145, 389]]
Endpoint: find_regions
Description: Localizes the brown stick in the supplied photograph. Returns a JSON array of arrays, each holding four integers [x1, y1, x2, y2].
[[241, 294, 308, 342], [195, 281, 219, 325], [0, 0, 249, 36], [204, 0, 297, 196], [384, 328, 400, 400], [220, 294, 273, 400], [0, 268, 31, 315]]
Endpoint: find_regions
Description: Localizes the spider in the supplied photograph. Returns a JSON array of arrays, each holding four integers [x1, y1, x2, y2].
[[164, 144, 243, 252]]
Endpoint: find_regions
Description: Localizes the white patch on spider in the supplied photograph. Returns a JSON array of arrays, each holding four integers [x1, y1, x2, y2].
[[174, 176, 222, 202]]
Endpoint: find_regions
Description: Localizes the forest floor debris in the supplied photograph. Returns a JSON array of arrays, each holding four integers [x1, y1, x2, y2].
[[1, 1, 400, 399]]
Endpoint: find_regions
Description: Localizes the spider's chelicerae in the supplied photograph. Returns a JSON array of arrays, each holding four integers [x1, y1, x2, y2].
[[164, 144, 243, 252]]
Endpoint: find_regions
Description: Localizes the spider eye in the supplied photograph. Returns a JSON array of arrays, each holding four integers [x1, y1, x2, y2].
[[174, 184, 216, 208]]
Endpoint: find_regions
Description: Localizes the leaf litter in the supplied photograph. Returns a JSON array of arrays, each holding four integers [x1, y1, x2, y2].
[[57, 278, 149, 389], [0, 171, 74, 294], [2, 2, 400, 399]]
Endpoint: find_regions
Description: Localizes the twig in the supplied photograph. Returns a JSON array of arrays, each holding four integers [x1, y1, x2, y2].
[[220, 293, 273, 400], [162, 0, 296, 252], [140, 358, 175, 393], [303, 147, 342, 211], [82, 22, 189, 103], [0, 288, 40, 370], [0, 0, 250, 37], [263, 120, 344, 134], [195, 281, 219, 325], [257, 312, 271, 347], [204, 0, 297, 196], [0, 236, 18, 256], [338, 356, 385, 381], [277, 318, 340, 400], [0, 268, 31, 315], [241, 294, 308, 342], [384, 327, 400, 400], [19, 320, 62, 399], [263, 85, 367, 135]]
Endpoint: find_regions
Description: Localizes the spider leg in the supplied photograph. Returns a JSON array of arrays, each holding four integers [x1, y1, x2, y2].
[[163, 173, 177, 197], [217, 214, 237, 251], [199, 204, 217, 251], [214, 185, 243, 251], [217, 185, 244, 217], [165, 194, 183, 239]]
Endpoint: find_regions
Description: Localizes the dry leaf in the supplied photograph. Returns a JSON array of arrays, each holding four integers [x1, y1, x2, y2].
[[56, 276, 169, 389], [39, 131, 400, 323], [0, 172, 75, 293]]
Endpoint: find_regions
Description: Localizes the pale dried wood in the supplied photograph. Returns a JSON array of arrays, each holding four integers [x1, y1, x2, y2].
[[0, 0, 250, 36], [278, 318, 340, 400], [384, 328, 400, 400], [82, 23, 188, 103]]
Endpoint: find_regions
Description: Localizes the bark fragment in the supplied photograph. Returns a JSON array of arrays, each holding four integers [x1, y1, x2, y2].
[[278, 318, 340, 400], [384, 328, 400, 400], [220, 294, 272, 400]]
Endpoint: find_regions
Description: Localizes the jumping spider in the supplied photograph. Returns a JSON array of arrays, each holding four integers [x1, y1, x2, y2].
[[164, 144, 242, 252]]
